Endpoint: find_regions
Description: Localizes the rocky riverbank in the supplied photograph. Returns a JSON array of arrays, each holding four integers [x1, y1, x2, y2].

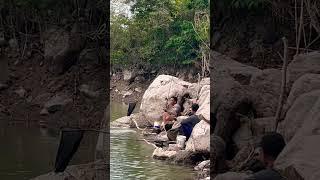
[[111, 74, 211, 180], [210, 50, 320, 179], [0, 24, 108, 129]]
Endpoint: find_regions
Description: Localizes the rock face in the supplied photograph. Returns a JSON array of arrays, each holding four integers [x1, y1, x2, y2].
[[196, 85, 210, 121], [275, 90, 320, 180], [110, 116, 131, 128], [212, 73, 251, 141], [284, 73, 320, 113], [169, 150, 207, 165], [250, 69, 282, 117], [210, 51, 320, 179], [287, 52, 320, 86], [211, 51, 261, 85], [129, 112, 152, 128], [140, 75, 192, 122], [186, 120, 210, 153], [279, 90, 320, 142]]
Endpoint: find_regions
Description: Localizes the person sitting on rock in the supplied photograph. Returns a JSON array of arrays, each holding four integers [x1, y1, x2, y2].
[[161, 96, 181, 131], [179, 103, 200, 140], [245, 132, 286, 180]]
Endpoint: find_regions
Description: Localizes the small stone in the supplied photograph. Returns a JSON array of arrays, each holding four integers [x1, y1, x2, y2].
[[122, 90, 133, 98], [134, 76, 145, 82], [40, 108, 49, 116], [134, 87, 142, 93]]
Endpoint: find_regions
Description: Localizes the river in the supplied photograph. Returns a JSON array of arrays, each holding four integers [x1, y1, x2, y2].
[[0, 102, 196, 180], [110, 102, 196, 179]]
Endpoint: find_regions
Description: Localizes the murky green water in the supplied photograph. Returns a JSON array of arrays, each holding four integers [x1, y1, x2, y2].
[[0, 102, 195, 180], [0, 124, 99, 180], [110, 102, 196, 180]]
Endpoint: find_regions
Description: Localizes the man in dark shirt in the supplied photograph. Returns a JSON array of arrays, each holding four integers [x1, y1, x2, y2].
[[179, 103, 200, 140], [245, 132, 286, 180]]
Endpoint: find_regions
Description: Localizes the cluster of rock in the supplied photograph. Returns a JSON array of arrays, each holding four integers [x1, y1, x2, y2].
[[111, 74, 211, 179], [31, 160, 108, 180], [210, 50, 320, 180]]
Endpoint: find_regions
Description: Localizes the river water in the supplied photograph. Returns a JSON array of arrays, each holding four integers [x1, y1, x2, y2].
[[110, 102, 196, 179], [0, 124, 98, 180], [0, 102, 195, 180]]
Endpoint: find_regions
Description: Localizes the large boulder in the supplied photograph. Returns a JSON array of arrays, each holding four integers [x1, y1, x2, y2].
[[169, 150, 207, 165], [186, 120, 210, 153], [279, 90, 320, 142], [140, 75, 192, 122], [187, 78, 210, 98], [31, 160, 107, 180], [211, 51, 261, 85], [152, 147, 177, 160], [275, 90, 320, 180], [129, 112, 152, 128], [210, 134, 227, 173], [110, 116, 131, 128], [233, 117, 274, 150], [196, 85, 210, 121], [284, 73, 320, 113], [212, 72, 251, 141], [287, 52, 320, 87], [249, 69, 282, 117]]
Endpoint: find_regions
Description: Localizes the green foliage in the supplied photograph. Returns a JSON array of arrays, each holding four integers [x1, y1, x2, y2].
[[111, 0, 209, 67]]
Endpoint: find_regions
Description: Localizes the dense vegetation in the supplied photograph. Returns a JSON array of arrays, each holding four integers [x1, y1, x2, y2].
[[212, 0, 320, 57], [110, 0, 209, 71], [0, 0, 107, 56]]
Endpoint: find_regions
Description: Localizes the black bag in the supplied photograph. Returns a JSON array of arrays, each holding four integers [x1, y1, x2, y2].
[[54, 129, 84, 173], [127, 102, 137, 116]]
